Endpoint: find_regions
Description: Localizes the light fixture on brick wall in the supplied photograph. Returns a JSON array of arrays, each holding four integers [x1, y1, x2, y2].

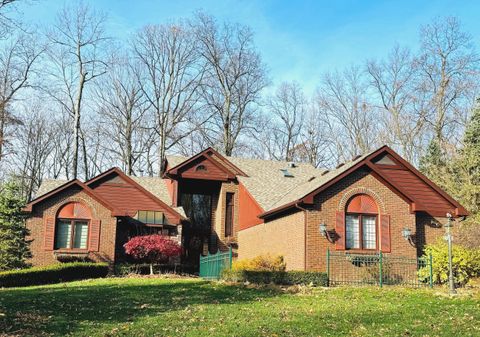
[[401, 227, 411, 240], [319, 223, 334, 242]]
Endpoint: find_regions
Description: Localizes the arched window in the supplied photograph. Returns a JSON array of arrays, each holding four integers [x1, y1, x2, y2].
[[345, 194, 378, 250], [55, 202, 91, 250]]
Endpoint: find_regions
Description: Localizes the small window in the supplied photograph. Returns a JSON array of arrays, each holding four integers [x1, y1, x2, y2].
[[196, 165, 207, 172], [135, 210, 165, 225], [225, 193, 234, 237]]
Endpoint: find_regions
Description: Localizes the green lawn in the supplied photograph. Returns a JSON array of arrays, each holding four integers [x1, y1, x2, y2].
[[1, 277, 479, 337]]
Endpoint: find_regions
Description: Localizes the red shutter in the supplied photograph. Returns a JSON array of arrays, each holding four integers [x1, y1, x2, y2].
[[89, 220, 101, 252], [44, 217, 55, 251], [380, 214, 391, 253], [335, 211, 345, 250]]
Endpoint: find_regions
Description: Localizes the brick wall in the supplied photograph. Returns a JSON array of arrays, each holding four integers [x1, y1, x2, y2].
[[212, 181, 239, 252], [25, 186, 117, 267], [415, 212, 450, 256], [305, 169, 418, 272], [237, 209, 305, 270]]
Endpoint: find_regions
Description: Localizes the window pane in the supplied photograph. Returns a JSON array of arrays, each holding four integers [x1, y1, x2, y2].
[[147, 211, 155, 224], [362, 216, 376, 249], [55, 220, 72, 249], [154, 212, 164, 224], [73, 221, 89, 249], [346, 215, 360, 249]]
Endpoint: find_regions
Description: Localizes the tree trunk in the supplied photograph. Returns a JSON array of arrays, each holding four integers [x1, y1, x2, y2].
[[149, 263, 154, 275], [126, 113, 133, 175]]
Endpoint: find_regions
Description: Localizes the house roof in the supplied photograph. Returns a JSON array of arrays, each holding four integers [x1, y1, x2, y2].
[[84, 167, 186, 223], [165, 147, 248, 181], [24, 179, 117, 214], [259, 146, 469, 218], [34, 145, 468, 221], [31, 169, 186, 222], [166, 154, 328, 211]]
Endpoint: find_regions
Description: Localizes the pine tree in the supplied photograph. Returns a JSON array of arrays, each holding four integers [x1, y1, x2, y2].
[[0, 181, 31, 271], [455, 99, 480, 215], [419, 138, 446, 182]]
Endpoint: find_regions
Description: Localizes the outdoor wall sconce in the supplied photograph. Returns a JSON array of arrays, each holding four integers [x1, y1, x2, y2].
[[401, 227, 411, 240], [319, 223, 334, 243], [402, 227, 416, 246]]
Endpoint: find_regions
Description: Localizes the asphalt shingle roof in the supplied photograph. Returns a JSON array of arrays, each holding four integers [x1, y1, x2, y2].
[[36, 151, 374, 215]]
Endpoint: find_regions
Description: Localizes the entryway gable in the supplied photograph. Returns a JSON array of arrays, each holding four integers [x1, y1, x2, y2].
[[166, 147, 247, 181]]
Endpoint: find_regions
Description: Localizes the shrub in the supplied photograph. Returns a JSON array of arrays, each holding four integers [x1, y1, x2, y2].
[[232, 254, 286, 272], [222, 269, 328, 287], [0, 262, 109, 288], [124, 235, 182, 275], [418, 241, 480, 286]]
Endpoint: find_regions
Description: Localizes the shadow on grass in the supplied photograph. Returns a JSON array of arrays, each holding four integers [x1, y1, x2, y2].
[[0, 278, 281, 336]]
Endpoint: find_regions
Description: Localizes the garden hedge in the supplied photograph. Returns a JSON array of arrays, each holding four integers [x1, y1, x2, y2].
[[222, 269, 328, 286], [0, 262, 109, 288]]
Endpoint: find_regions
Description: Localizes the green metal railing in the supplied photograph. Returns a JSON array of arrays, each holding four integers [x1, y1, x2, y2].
[[326, 249, 433, 287], [199, 247, 232, 280]]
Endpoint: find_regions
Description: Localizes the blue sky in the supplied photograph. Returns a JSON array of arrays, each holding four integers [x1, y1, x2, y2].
[[17, 0, 480, 94]]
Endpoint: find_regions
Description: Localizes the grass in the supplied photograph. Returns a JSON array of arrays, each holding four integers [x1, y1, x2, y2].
[[1, 277, 479, 336]]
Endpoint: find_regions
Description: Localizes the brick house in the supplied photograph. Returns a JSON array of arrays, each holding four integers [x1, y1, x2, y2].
[[24, 145, 468, 271]]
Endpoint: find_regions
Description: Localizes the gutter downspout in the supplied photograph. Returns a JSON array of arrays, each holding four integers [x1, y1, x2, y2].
[[294, 202, 308, 271]]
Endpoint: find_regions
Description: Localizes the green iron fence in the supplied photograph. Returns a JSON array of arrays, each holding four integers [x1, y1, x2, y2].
[[326, 249, 433, 287], [199, 247, 232, 280]]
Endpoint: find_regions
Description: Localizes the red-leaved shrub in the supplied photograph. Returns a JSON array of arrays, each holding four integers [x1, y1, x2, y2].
[[123, 235, 181, 274]]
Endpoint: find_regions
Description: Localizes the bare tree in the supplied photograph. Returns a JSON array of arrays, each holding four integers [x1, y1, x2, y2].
[[0, 31, 42, 161], [46, 2, 108, 179], [95, 51, 151, 175], [417, 16, 479, 147], [264, 82, 306, 161], [367, 45, 427, 162], [294, 103, 335, 167], [194, 13, 268, 156], [315, 66, 378, 162], [132, 22, 204, 175], [13, 102, 54, 200]]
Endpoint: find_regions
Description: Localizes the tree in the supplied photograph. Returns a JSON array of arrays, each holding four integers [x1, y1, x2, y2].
[[419, 138, 445, 180], [315, 66, 378, 162], [0, 181, 31, 271], [0, 31, 42, 162], [46, 2, 108, 179], [13, 102, 55, 201], [124, 234, 182, 275], [132, 22, 204, 175], [367, 45, 427, 162], [265, 82, 306, 161], [95, 50, 151, 175], [417, 17, 479, 147], [451, 99, 480, 218], [194, 13, 268, 156]]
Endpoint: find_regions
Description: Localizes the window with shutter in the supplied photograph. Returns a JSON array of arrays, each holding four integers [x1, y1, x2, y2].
[[54, 202, 93, 251], [344, 194, 379, 251]]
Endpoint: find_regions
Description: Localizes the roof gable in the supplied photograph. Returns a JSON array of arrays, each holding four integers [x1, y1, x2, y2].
[[24, 180, 116, 214], [260, 146, 468, 218], [166, 147, 247, 181], [86, 168, 185, 224]]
